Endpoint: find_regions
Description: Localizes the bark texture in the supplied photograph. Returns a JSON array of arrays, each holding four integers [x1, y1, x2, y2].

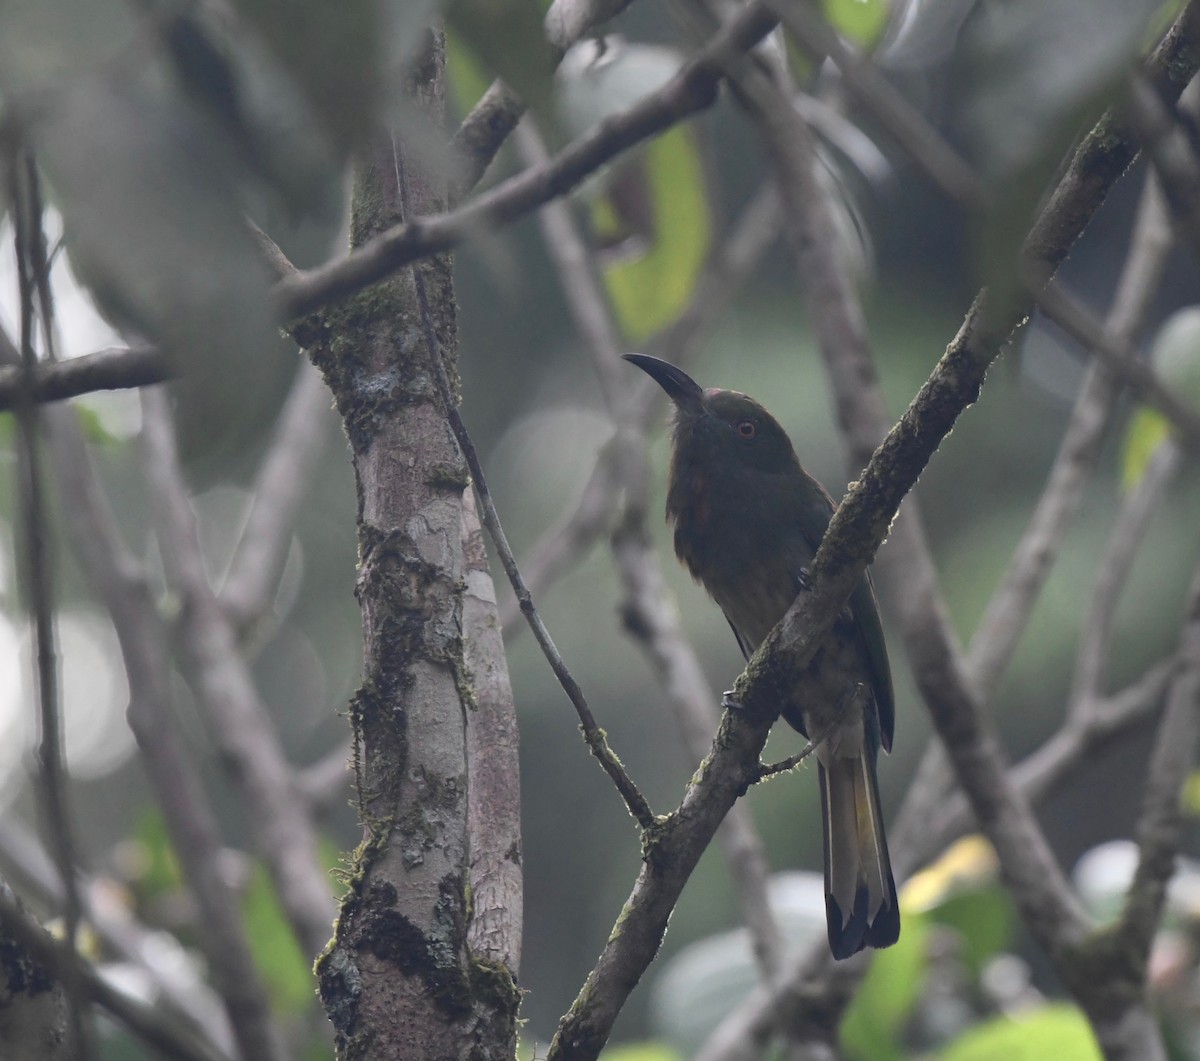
[[313, 30, 520, 1060]]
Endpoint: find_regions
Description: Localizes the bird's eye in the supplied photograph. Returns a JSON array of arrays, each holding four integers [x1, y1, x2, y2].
[[736, 419, 757, 440]]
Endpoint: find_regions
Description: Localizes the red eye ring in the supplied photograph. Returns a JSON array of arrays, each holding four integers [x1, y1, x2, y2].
[[736, 419, 757, 440]]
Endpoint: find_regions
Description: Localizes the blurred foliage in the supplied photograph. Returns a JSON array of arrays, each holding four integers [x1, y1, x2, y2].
[[823, 0, 890, 49], [1123, 306, 1200, 488], [130, 807, 183, 902], [841, 912, 929, 1061], [930, 887, 1014, 978], [937, 1005, 1101, 1061], [965, 0, 1162, 304], [228, 0, 384, 153], [0, 0, 1199, 1056], [595, 125, 712, 342], [598, 1043, 683, 1061], [1184, 772, 1200, 818], [446, 28, 494, 116], [243, 860, 318, 1015], [534, 34, 714, 337], [448, 0, 556, 109]]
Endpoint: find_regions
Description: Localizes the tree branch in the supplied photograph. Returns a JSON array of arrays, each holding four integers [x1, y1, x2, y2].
[[274, 2, 779, 321], [139, 388, 336, 962], [461, 490, 524, 972], [6, 147, 93, 1060], [219, 359, 333, 633], [0, 344, 166, 410], [499, 185, 781, 634], [1117, 559, 1200, 963], [0, 815, 235, 1056], [1124, 74, 1200, 264], [767, 0, 985, 208], [566, 4, 1200, 1056], [1031, 277, 1200, 451], [449, 0, 637, 198], [970, 173, 1173, 700], [24, 363, 289, 1061], [1071, 443, 1184, 710], [515, 115, 787, 979], [0, 886, 231, 1061]]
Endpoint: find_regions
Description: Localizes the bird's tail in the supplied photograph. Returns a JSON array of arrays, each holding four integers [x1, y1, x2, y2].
[[819, 751, 900, 959]]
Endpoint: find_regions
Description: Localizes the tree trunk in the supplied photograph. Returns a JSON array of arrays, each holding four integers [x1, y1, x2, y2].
[[314, 28, 520, 1060]]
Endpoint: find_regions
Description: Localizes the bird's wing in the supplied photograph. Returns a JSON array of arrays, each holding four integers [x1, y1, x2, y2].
[[795, 478, 894, 753], [724, 613, 754, 662], [850, 572, 895, 753]]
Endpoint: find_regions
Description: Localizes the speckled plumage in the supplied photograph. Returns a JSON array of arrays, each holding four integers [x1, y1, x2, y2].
[[627, 355, 899, 959]]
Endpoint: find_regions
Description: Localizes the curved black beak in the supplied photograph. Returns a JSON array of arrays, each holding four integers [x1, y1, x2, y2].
[[622, 354, 705, 414]]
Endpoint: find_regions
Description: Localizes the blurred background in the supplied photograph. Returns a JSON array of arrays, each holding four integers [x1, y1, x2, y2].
[[1, 0, 1200, 1057]]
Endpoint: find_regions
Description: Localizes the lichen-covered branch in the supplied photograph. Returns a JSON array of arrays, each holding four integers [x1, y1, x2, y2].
[[312, 34, 519, 1060]]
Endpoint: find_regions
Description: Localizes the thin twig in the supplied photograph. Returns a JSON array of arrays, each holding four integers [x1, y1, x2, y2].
[[0, 816, 234, 1056], [220, 359, 333, 632], [755, 740, 821, 781], [767, 0, 985, 208], [1118, 560, 1200, 960], [394, 139, 655, 829], [0, 888, 231, 1061], [1031, 277, 1200, 451], [969, 172, 1173, 700], [274, 2, 780, 321], [500, 186, 781, 634], [0, 323, 290, 1061], [8, 149, 93, 1061], [515, 115, 788, 979], [1124, 75, 1200, 263], [919, 659, 1174, 856], [449, 0, 638, 198], [140, 388, 336, 962], [1071, 442, 1184, 711]]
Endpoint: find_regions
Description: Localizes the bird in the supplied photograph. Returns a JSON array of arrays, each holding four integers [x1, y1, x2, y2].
[[624, 353, 899, 959]]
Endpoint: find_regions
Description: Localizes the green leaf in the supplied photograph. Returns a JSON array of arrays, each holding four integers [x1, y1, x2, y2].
[[930, 886, 1014, 975], [74, 404, 118, 446], [938, 1005, 1101, 1061], [446, 28, 493, 115], [243, 861, 318, 1015], [822, 0, 891, 49], [447, 0, 556, 111], [841, 912, 929, 1061], [131, 809, 183, 898], [1183, 770, 1200, 817], [599, 1043, 684, 1061], [598, 125, 711, 342], [1121, 407, 1172, 491]]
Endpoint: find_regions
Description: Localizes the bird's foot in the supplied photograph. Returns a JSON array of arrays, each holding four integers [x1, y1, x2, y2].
[[794, 567, 812, 593], [721, 690, 743, 712]]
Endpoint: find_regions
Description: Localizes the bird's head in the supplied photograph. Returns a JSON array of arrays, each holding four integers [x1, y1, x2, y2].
[[624, 353, 800, 476]]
